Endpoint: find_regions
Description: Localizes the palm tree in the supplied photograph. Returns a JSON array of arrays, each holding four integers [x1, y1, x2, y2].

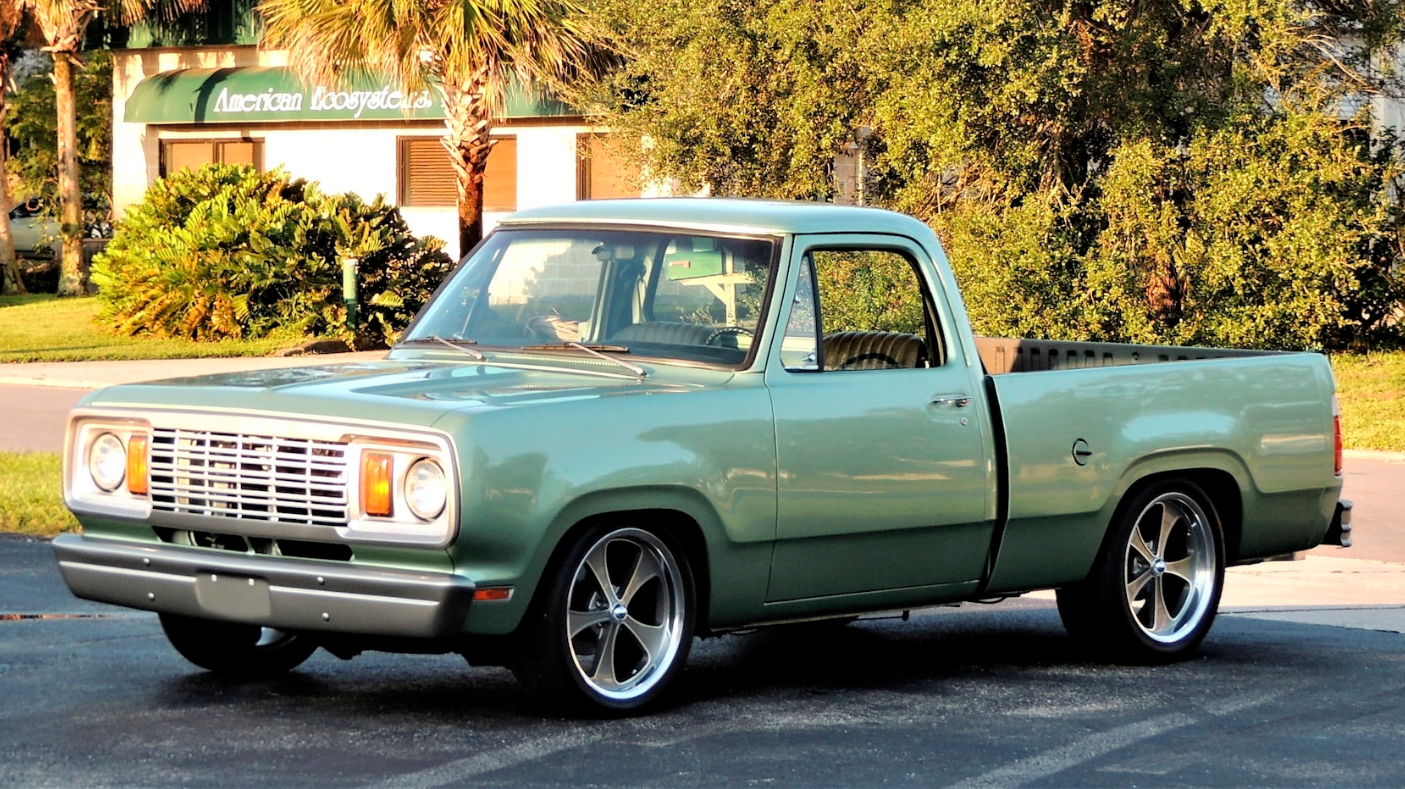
[[19, 0, 204, 296], [260, 0, 609, 256], [1, 1, 29, 295]]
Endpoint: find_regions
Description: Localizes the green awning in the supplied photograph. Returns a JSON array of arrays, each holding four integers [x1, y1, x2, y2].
[[125, 67, 575, 124]]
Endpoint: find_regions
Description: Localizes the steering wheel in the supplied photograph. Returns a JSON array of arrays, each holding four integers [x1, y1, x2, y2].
[[705, 326, 755, 346]]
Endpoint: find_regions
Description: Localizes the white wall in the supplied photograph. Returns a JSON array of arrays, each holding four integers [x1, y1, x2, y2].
[[112, 48, 620, 260]]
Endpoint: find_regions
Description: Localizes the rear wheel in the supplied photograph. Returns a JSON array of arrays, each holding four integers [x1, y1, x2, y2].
[[513, 525, 695, 716], [1057, 479, 1225, 662], [159, 614, 318, 677]]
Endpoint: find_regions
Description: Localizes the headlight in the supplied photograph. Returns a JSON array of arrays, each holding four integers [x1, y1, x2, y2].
[[404, 459, 447, 521], [87, 433, 126, 492]]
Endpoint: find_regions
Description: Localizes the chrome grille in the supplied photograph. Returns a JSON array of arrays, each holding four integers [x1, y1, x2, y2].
[[149, 428, 350, 527]]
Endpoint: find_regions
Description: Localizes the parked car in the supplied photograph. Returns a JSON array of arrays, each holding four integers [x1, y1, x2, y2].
[[9, 201, 59, 258], [54, 199, 1350, 715]]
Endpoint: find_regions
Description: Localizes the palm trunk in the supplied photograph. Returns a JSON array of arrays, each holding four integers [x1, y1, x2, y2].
[[441, 70, 496, 257], [0, 83, 24, 295], [54, 53, 86, 296]]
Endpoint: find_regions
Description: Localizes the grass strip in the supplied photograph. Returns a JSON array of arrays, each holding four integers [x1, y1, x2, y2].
[[1331, 351, 1405, 452], [0, 295, 301, 363], [0, 452, 77, 537]]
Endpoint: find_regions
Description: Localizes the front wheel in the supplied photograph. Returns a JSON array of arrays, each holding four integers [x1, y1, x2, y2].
[[159, 614, 318, 677], [513, 525, 695, 716], [1056, 479, 1225, 662]]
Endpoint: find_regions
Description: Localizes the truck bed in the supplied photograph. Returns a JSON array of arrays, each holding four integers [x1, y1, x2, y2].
[[975, 337, 1275, 375]]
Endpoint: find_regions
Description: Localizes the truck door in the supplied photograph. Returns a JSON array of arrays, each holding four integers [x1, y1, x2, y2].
[[763, 235, 995, 602]]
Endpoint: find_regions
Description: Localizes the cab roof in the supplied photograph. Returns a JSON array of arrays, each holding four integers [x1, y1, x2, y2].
[[498, 198, 936, 240]]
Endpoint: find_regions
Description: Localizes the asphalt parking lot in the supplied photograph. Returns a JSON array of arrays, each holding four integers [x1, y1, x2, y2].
[[2, 535, 1402, 788]]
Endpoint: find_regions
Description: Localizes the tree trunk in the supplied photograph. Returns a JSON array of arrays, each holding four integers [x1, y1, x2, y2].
[[441, 71, 496, 258], [53, 53, 86, 296], [0, 83, 24, 295]]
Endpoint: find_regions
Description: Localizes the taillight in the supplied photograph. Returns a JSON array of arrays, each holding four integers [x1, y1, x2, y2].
[[126, 434, 149, 495], [361, 451, 394, 516], [1332, 395, 1343, 476]]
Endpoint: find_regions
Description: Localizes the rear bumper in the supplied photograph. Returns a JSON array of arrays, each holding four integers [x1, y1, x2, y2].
[[1322, 499, 1353, 548], [52, 534, 475, 638]]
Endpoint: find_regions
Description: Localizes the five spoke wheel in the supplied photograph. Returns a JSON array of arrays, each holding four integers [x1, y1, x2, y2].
[[1123, 492, 1216, 644], [514, 524, 694, 715], [1056, 479, 1224, 661], [566, 529, 687, 700]]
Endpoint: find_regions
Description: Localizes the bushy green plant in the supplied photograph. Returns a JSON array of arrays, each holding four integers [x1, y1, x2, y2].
[[93, 165, 452, 347]]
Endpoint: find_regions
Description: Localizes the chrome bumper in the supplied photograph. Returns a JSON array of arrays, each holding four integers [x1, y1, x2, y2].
[[52, 534, 475, 639], [1323, 499, 1353, 548]]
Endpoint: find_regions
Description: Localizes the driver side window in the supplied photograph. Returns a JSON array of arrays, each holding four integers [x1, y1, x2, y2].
[[781, 247, 944, 372]]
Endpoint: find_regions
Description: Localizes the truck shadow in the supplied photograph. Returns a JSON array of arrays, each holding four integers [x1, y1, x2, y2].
[[147, 604, 1338, 724]]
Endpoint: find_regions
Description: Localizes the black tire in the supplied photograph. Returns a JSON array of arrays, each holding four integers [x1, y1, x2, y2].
[[159, 614, 319, 677], [1056, 479, 1225, 663], [513, 524, 696, 716]]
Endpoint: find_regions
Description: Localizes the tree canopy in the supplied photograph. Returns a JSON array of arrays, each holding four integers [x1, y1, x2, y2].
[[574, 0, 1405, 350], [259, 0, 610, 255]]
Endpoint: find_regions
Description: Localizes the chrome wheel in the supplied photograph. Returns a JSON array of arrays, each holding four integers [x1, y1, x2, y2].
[[565, 528, 686, 702], [1123, 492, 1216, 644], [1056, 479, 1224, 661]]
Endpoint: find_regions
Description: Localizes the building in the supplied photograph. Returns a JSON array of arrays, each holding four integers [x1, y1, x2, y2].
[[114, 2, 640, 259]]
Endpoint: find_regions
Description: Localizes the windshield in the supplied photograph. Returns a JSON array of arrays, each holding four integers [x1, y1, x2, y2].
[[402, 228, 778, 367]]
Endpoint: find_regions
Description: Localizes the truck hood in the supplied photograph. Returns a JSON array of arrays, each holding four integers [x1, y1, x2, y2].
[[81, 356, 721, 431]]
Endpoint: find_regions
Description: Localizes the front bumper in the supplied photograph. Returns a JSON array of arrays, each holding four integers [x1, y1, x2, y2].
[[53, 534, 475, 638]]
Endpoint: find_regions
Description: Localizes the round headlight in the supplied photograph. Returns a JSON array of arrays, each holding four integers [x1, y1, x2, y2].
[[88, 433, 127, 492], [404, 459, 447, 521]]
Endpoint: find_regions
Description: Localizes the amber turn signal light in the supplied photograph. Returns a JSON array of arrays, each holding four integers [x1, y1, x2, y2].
[[361, 451, 394, 516], [126, 434, 149, 495]]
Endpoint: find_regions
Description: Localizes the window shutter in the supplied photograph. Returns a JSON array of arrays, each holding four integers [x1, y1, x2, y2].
[[399, 136, 516, 210], [399, 138, 457, 207], [483, 137, 517, 212], [577, 134, 640, 200], [163, 141, 216, 176]]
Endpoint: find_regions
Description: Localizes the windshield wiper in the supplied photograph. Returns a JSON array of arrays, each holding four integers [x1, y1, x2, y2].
[[409, 335, 486, 361], [519, 342, 646, 377]]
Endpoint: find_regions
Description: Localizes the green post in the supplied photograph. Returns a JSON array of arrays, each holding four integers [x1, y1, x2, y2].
[[342, 256, 359, 331]]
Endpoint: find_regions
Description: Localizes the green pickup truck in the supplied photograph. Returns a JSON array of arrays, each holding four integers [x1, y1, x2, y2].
[[55, 199, 1350, 715]]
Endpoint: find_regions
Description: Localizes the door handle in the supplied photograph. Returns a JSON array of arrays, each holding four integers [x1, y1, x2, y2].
[[931, 393, 972, 408]]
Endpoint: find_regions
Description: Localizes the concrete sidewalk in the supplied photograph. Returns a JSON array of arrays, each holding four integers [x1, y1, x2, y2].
[[0, 351, 388, 390]]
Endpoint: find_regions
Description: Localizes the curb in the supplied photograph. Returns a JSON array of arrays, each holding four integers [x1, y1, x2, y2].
[[0, 376, 121, 390], [1343, 449, 1405, 464]]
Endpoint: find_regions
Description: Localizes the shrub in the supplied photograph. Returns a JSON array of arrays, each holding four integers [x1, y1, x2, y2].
[[93, 165, 452, 347]]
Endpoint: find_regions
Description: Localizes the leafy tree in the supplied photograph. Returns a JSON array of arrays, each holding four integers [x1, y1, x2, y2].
[[577, 0, 1405, 350], [259, 0, 611, 256], [4, 48, 114, 220], [18, 0, 205, 296], [0, 1, 26, 294]]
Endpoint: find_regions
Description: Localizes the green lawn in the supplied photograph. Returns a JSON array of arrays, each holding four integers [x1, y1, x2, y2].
[[1330, 351, 1405, 452], [0, 294, 301, 362], [0, 453, 78, 537]]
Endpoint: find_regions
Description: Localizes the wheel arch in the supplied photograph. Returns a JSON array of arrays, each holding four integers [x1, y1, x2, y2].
[[519, 486, 735, 634], [535, 506, 713, 635], [1106, 452, 1248, 564]]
